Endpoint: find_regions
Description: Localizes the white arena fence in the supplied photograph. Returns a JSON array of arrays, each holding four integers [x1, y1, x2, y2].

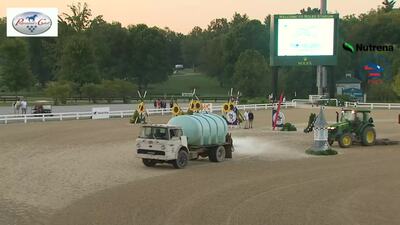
[[345, 102, 400, 110], [0, 102, 296, 124]]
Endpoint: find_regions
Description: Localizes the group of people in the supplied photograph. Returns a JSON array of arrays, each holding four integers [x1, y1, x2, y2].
[[153, 99, 174, 109], [243, 110, 254, 129], [13, 98, 28, 114]]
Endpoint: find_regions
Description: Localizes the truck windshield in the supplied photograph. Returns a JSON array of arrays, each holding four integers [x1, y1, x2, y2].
[[139, 127, 169, 140]]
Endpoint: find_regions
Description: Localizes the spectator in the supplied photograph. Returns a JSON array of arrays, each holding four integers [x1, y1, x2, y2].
[[243, 110, 249, 129], [170, 100, 174, 108], [20, 99, 27, 114], [248, 111, 254, 129], [156, 99, 161, 109], [14, 98, 21, 114], [153, 100, 157, 108]]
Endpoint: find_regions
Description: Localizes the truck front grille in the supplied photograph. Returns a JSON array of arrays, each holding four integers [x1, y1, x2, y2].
[[137, 149, 165, 156]]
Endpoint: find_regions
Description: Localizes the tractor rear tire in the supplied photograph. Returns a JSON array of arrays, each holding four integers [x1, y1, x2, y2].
[[209, 146, 226, 162], [142, 159, 157, 167], [339, 133, 353, 148], [172, 150, 189, 169], [361, 127, 376, 146]]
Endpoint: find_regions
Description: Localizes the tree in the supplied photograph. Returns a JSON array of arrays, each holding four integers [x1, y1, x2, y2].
[[181, 26, 205, 70], [126, 24, 171, 90], [87, 19, 129, 80], [367, 83, 397, 102], [392, 74, 400, 96], [162, 28, 184, 68], [0, 18, 6, 42], [27, 38, 55, 86], [80, 83, 104, 103], [233, 50, 269, 97], [61, 2, 93, 32], [57, 35, 99, 90], [300, 7, 321, 15], [221, 19, 268, 87], [45, 81, 74, 105], [382, 0, 396, 12], [0, 39, 34, 94]]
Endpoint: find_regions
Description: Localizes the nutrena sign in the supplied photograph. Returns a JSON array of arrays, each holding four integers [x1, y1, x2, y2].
[[7, 8, 58, 37]]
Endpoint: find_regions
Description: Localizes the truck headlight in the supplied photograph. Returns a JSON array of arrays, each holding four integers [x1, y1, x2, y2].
[[136, 143, 141, 148], [161, 144, 166, 150]]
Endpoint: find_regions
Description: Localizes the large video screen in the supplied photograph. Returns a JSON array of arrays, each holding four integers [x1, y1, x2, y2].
[[277, 18, 335, 56], [270, 14, 339, 66]]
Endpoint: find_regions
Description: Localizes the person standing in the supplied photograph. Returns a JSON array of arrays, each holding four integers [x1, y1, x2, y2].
[[243, 110, 249, 129], [21, 99, 27, 114], [14, 98, 21, 114], [248, 111, 254, 129]]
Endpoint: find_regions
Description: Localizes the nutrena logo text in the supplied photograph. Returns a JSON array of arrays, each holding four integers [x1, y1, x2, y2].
[[343, 42, 394, 53], [7, 8, 58, 37]]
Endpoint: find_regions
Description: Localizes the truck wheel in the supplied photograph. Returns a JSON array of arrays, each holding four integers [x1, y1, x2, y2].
[[339, 133, 352, 148], [361, 127, 376, 146], [209, 146, 226, 162], [142, 159, 157, 167], [173, 150, 188, 169]]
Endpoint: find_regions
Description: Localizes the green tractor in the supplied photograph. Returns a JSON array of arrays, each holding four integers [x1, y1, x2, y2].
[[328, 109, 376, 148]]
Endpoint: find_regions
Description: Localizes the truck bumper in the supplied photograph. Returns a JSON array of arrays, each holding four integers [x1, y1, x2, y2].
[[136, 149, 175, 161]]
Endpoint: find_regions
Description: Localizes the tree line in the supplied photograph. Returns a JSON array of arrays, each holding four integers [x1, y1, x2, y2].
[[0, 1, 399, 103]]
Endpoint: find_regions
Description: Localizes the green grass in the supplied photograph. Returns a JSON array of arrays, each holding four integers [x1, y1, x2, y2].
[[149, 69, 230, 96]]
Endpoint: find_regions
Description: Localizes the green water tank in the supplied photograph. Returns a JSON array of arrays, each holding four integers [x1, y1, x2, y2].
[[167, 113, 228, 146]]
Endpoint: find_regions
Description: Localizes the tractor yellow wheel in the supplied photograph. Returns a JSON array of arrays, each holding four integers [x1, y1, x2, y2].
[[339, 133, 352, 148], [362, 127, 376, 146]]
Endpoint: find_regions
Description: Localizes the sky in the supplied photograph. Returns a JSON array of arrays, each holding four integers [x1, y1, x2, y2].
[[0, 0, 388, 34]]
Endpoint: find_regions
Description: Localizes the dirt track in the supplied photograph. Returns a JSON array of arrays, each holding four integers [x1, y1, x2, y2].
[[0, 108, 399, 225]]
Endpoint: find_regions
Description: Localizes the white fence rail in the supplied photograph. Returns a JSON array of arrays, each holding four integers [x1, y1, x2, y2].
[[345, 102, 400, 110], [0, 102, 296, 124], [292, 98, 339, 106]]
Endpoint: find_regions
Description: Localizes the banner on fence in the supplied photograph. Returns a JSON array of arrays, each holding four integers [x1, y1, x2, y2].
[[92, 107, 110, 119], [201, 103, 213, 112]]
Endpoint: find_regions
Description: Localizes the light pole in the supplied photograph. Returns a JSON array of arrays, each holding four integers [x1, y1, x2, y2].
[[317, 0, 328, 96]]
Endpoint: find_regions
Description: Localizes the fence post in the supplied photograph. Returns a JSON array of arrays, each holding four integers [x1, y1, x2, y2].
[[371, 104, 373, 110], [162, 109, 164, 115], [244, 105, 246, 111], [60, 114, 63, 121], [42, 114, 45, 122], [76, 113, 79, 120], [121, 112, 123, 118], [5, 116, 8, 124], [254, 104, 256, 111], [24, 115, 27, 124], [388, 104, 391, 110]]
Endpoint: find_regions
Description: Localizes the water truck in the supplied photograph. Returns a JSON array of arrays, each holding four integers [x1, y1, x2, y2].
[[135, 113, 234, 169]]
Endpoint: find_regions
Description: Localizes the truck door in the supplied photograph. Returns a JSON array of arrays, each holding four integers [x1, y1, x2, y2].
[[169, 129, 183, 149]]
